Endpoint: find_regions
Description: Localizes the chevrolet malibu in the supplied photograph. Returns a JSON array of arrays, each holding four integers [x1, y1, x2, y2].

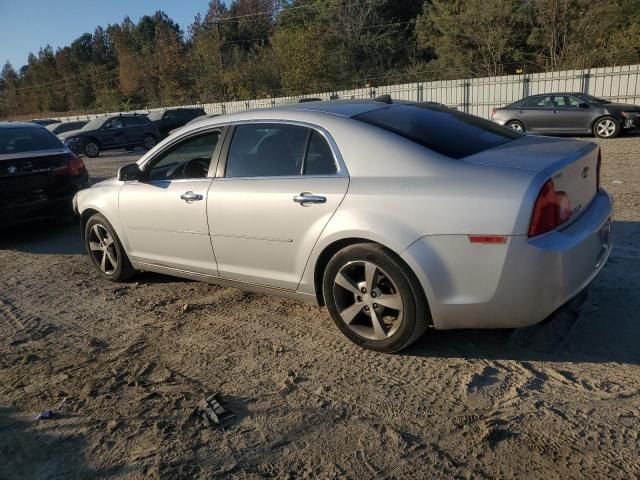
[[73, 100, 612, 352]]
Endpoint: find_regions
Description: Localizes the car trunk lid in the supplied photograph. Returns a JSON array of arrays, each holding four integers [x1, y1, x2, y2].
[[464, 135, 599, 226]]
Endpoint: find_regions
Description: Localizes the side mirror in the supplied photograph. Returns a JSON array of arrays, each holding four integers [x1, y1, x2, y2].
[[117, 163, 143, 182], [578, 102, 589, 108]]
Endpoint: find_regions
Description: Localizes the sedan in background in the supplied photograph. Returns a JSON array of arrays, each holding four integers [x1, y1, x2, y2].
[[147, 108, 206, 138], [74, 100, 612, 352], [58, 114, 160, 158], [0, 122, 89, 225], [492, 92, 640, 138], [46, 120, 88, 136]]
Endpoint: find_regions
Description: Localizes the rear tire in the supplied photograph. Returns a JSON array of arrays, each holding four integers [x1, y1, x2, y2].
[[506, 120, 525, 133], [85, 214, 136, 282], [322, 243, 429, 353], [593, 116, 620, 139], [84, 141, 100, 158]]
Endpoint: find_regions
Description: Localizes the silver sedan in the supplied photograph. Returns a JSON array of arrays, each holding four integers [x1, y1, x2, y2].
[[74, 100, 613, 352]]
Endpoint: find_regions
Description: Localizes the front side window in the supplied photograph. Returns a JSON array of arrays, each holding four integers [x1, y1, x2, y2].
[[105, 118, 124, 129], [147, 131, 220, 181], [225, 124, 309, 178]]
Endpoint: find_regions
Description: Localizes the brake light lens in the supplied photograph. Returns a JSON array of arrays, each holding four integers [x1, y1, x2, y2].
[[68, 152, 87, 176], [528, 180, 572, 237]]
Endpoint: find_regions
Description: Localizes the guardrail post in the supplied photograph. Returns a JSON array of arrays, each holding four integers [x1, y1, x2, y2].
[[462, 82, 470, 113], [581, 70, 591, 94], [417, 82, 423, 102], [522, 75, 530, 98]]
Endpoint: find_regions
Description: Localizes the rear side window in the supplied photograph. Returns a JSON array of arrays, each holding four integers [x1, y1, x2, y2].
[[304, 131, 337, 175], [354, 104, 520, 159], [0, 127, 62, 154], [125, 116, 148, 126], [225, 124, 309, 178]]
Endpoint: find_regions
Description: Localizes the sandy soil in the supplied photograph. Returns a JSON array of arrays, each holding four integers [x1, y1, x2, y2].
[[1, 137, 639, 479]]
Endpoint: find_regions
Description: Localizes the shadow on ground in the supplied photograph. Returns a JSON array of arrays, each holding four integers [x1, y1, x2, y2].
[[0, 407, 129, 479]]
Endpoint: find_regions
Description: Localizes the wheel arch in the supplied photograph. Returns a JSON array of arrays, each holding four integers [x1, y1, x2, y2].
[[79, 208, 102, 241], [591, 114, 619, 129], [312, 238, 432, 328]]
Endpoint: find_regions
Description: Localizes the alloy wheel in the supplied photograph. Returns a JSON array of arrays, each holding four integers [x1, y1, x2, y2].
[[85, 143, 99, 157], [144, 135, 157, 149], [332, 260, 404, 341], [507, 122, 524, 132], [596, 119, 616, 137], [88, 224, 119, 275]]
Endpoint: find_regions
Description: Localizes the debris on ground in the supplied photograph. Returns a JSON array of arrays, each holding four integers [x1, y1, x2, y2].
[[195, 393, 235, 427]]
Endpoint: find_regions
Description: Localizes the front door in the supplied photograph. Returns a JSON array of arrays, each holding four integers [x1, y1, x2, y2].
[[119, 129, 224, 275], [101, 117, 126, 148], [208, 123, 349, 290]]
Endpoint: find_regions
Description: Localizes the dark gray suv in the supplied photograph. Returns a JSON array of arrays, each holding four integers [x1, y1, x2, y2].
[[58, 114, 160, 157], [491, 92, 640, 138]]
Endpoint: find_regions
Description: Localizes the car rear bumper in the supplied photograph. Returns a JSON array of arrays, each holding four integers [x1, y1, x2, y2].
[[401, 189, 613, 329], [0, 178, 89, 225]]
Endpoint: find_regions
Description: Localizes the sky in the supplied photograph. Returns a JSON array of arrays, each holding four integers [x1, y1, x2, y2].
[[0, 0, 217, 69]]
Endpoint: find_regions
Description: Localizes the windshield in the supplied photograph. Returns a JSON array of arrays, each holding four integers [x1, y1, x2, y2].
[[354, 103, 520, 159], [147, 111, 164, 121], [82, 117, 108, 130], [0, 127, 63, 154], [578, 94, 611, 104]]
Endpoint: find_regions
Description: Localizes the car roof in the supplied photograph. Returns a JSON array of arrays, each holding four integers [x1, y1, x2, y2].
[[276, 99, 393, 118], [0, 121, 45, 129]]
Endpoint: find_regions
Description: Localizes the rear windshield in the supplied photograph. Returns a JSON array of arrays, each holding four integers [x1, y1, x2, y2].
[[354, 103, 520, 159], [0, 127, 63, 154]]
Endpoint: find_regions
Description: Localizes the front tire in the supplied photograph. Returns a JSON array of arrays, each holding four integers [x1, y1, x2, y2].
[[322, 243, 429, 353], [593, 116, 620, 139], [506, 120, 525, 133], [85, 214, 136, 282], [84, 141, 100, 158]]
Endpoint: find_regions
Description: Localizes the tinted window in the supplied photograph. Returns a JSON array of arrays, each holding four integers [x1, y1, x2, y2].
[[0, 127, 62, 154], [147, 131, 220, 181], [125, 116, 147, 127], [147, 111, 164, 121], [354, 104, 519, 159], [225, 124, 309, 178], [304, 131, 337, 175], [83, 117, 107, 130], [105, 118, 124, 129]]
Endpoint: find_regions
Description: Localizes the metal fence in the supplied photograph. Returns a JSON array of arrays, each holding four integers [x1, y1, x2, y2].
[[55, 63, 640, 123]]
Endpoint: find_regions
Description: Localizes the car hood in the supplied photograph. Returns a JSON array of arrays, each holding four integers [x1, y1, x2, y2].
[[58, 129, 85, 139]]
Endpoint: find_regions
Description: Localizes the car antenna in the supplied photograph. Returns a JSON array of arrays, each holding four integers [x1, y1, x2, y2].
[[374, 94, 392, 104]]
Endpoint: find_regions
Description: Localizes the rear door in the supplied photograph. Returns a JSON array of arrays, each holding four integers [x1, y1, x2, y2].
[[207, 122, 349, 290], [522, 95, 558, 132]]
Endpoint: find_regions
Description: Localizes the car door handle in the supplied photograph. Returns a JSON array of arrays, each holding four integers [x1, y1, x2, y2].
[[293, 192, 326, 206], [180, 191, 203, 203]]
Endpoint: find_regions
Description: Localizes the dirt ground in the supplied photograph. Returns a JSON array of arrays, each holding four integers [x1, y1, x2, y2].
[[1, 136, 639, 479]]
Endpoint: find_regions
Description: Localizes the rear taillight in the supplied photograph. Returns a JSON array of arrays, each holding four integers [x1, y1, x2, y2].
[[528, 179, 572, 237], [596, 149, 601, 191], [68, 152, 87, 176], [491, 108, 496, 118]]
